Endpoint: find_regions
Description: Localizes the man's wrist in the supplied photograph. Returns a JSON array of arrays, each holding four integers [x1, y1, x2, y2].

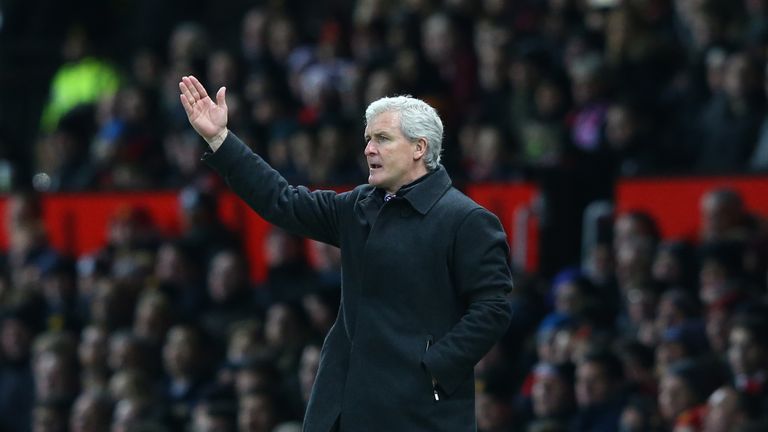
[[205, 128, 229, 152]]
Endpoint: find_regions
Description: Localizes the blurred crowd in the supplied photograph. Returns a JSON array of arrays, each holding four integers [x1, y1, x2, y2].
[[3, 170, 768, 432], [6, 0, 768, 193], [4, 0, 768, 431]]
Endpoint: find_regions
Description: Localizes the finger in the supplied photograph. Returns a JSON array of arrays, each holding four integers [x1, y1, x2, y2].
[[179, 80, 196, 104], [183, 76, 201, 101], [189, 75, 210, 100], [216, 86, 227, 108], [180, 94, 193, 115]]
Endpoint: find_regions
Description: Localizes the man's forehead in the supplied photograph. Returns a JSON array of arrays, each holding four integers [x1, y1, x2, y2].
[[365, 111, 400, 134]]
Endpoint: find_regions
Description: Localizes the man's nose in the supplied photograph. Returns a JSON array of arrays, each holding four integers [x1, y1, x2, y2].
[[364, 140, 376, 155]]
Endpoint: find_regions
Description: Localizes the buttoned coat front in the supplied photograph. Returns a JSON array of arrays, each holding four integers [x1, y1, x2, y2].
[[204, 133, 513, 432]]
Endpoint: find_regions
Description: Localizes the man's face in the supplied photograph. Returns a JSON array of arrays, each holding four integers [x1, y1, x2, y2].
[[364, 111, 425, 194]]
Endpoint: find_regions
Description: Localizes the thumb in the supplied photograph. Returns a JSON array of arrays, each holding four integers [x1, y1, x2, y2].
[[216, 87, 227, 108]]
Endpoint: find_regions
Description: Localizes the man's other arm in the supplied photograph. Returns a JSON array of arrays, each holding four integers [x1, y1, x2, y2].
[[422, 208, 513, 396]]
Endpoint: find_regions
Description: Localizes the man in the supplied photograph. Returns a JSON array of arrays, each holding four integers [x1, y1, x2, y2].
[[179, 75, 513, 431]]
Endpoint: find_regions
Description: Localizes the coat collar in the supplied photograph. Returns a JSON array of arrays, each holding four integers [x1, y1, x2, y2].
[[358, 166, 452, 222], [399, 165, 452, 215]]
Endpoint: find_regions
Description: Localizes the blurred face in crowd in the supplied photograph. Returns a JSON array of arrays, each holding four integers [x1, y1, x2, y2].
[[163, 326, 200, 379], [109, 370, 150, 401], [133, 294, 171, 343], [652, 247, 683, 285], [656, 341, 687, 373], [625, 286, 658, 326], [1, 318, 32, 362], [238, 393, 277, 432], [728, 327, 767, 376], [475, 392, 512, 431], [155, 242, 187, 284], [422, 13, 454, 64], [90, 280, 129, 330], [265, 303, 305, 349], [615, 238, 654, 287], [655, 295, 686, 336], [614, 214, 654, 251], [302, 292, 335, 336], [208, 251, 245, 303], [33, 405, 67, 432], [723, 53, 758, 101], [706, 307, 731, 354], [70, 393, 111, 432], [267, 17, 296, 62], [108, 333, 145, 372], [34, 352, 77, 401], [112, 397, 149, 432], [532, 369, 572, 417], [192, 406, 234, 432], [235, 366, 272, 397], [299, 344, 321, 403], [658, 373, 697, 422], [474, 126, 502, 168], [699, 259, 730, 305], [605, 104, 636, 150], [227, 327, 263, 364], [576, 361, 613, 408], [364, 110, 428, 194], [554, 280, 582, 316], [699, 191, 742, 242], [703, 386, 745, 432], [552, 328, 579, 363], [78, 325, 109, 371]]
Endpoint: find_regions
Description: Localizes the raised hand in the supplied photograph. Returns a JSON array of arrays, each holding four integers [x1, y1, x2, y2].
[[179, 75, 228, 141]]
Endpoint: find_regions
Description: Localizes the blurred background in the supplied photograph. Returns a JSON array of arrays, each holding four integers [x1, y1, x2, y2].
[[2, 0, 768, 431]]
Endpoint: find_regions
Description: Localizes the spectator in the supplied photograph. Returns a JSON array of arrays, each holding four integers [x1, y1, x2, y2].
[[529, 362, 576, 427], [571, 350, 626, 432], [0, 301, 42, 432], [658, 359, 723, 432], [32, 400, 69, 432], [693, 51, 764, 173], [201, 249, 256, 341], [77, 325, 109, 391], [161, 324, 209, 425], [728, 315, 768, 399], [238, 390, 280, 432], [703, 385, 754, 432], [69, 390, 113, 432]]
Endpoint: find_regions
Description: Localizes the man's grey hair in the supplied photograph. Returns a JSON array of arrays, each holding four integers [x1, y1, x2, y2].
[[365, 96, 444, 170]]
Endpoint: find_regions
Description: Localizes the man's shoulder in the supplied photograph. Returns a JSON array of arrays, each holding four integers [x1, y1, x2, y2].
[[439, 186, 485, 213]]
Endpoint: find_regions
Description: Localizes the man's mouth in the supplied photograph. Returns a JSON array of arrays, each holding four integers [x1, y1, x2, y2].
[[369, 163, 382, 170]]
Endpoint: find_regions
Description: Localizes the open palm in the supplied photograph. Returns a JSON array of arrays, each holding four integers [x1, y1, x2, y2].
[[179, 75, 228, 140]]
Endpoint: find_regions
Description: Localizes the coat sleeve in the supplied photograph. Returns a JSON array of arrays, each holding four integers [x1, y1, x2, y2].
[[202, 132, 343, 247], [422, 208, 513, 396]]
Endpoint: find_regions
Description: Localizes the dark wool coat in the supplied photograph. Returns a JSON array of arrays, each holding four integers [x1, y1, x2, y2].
[[204, 133, 513, 432]]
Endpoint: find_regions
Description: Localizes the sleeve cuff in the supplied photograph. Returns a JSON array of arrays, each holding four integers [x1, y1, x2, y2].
[[201, 131, 249, 176]]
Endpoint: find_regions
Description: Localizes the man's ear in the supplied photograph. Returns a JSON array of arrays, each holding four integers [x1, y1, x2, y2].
[[414, 138, 428, 161]]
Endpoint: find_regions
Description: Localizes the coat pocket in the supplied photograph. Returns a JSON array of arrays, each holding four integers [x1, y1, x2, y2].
[[423, 335, 441, 401]]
